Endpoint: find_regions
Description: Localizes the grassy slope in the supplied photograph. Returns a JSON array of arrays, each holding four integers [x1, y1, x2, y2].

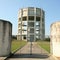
[[11, 39, 27, 53], [37, 40, 50, 53]]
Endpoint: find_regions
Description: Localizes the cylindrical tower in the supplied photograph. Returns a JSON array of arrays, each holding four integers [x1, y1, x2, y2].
[[0, 20, 12, 56], [50, 21, 60, 57], [17, 7, 45, 41]]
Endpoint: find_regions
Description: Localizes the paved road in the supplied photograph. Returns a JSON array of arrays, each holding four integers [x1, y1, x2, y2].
[[7, 42, 56, 60]]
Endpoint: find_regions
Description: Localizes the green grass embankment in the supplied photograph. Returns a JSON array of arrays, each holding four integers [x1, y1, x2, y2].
[[37, 40, 50, 53], [11, 39, 27, 53]]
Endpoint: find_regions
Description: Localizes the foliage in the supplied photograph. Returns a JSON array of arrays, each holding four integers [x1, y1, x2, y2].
[[44, 37, 50, 42], [12, 35, 17, 40]]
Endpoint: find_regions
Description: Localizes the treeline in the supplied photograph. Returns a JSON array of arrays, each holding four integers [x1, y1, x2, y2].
[[12, 35, 17, 40]]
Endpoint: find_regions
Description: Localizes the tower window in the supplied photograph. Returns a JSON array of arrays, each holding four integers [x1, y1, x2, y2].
[[28, 16, 34, 20], [22, 17, 27, 21], [36, 17, 40, 21], [19, 18, 21, 21], [28, 22, 34, 27]]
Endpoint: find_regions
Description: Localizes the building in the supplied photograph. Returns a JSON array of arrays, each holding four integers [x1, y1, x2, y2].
[[17, 7, 45, 41]]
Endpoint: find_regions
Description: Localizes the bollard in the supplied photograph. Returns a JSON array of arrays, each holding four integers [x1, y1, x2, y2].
[[0, 20, 12, 57], [50, 21, 60, 57]]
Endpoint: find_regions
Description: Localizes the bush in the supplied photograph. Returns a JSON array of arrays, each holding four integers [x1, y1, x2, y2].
[[12, 35, 17, 40], [36, 38, 40, 41], [44, 38, 50, 42]]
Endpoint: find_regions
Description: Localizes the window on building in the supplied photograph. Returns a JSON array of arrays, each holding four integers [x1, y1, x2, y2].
[[18, 24, 21, 28], [42, 10, 45, 17], [36, 35, 40, 40], [36, 22, 40, 26], [18, 29, 21, 33], [36, 17, 40, 21], [36, 8, 41, 16], [42, 18, 44, 22], [23, 9, 27, 16], [19, 18, 21, 21], [22, 17, 27, 21], [28, 22, 34, 27], [30, 28, 34, 33], [22, 21, 27, 26], [42, 23, 44, 26], [28, 16, 34, 20]]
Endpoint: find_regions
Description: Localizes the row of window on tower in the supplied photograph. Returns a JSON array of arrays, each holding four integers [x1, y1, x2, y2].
[[18, 16, 44, 21], [18, 22, 44, 28]]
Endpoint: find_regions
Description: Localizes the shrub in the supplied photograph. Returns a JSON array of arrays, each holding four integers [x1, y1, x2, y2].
[[44, 37, 50, 42], [12, 35, 17, 40]]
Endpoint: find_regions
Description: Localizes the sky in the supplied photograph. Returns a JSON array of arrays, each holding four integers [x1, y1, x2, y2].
[[0, 0, 60, 36]]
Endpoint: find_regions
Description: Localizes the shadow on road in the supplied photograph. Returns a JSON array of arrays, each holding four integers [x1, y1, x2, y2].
[[9, 53, 49, 59]]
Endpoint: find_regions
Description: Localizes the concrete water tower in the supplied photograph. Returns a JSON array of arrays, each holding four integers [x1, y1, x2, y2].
[[17, 7, 45, 41]]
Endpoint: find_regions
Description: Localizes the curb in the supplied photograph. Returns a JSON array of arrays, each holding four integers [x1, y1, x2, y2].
[[0, 57, 6, 60]]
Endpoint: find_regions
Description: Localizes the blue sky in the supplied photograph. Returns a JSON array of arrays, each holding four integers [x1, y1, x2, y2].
[[0, 0, 60, 35]]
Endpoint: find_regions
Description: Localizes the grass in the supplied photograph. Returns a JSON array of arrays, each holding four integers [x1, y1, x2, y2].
[[37, 40, 50, 53], [11, 39, 27, 53]]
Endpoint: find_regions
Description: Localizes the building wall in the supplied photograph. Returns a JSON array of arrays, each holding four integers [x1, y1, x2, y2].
[[17, 7, 45, 41], [50, 21, 60, 57]]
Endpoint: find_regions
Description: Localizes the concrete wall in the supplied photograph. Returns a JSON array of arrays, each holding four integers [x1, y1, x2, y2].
[[0, 20, 12, 57], [50, 21, 60, 57]]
